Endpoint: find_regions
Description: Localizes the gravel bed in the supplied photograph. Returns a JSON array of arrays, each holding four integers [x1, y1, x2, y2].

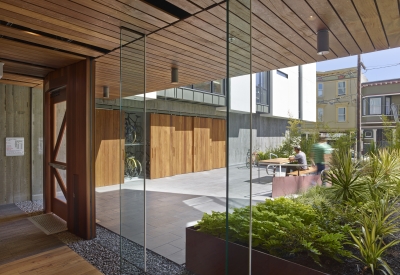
[[15, 200, 44, 216], [15, 200, 193, 275]]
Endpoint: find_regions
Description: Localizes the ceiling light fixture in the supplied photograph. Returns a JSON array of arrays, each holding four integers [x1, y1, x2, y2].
[[24, 31, 40, 36], [171, 67, 179, 84], [103, 86, 109, 98], [0, 62, 4, 80], [317, 29, 330, 55]]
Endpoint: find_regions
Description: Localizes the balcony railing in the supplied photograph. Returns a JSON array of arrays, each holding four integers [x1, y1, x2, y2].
[[157, 87, 225, 106], [363, 103, 400, 122]]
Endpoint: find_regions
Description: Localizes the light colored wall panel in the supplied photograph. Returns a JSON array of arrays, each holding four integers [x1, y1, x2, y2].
[[31, 87, 44, 200], [0, 84, 31, 205]]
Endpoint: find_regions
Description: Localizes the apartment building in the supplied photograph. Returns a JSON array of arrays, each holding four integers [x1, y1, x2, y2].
[[303, 67, 368, 136], [362, 79, 400, 149]]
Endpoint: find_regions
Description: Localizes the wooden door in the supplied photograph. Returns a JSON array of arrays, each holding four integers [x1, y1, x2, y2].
[[48, 89, 68, 221], [150, 114, 172, 179]]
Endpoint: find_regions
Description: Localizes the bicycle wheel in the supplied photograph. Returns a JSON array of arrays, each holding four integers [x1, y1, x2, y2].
[[135, 159, 142, 177], [134, 126, 143, 143], [246, 156, 251, 169], [125, 125, 135, 144]]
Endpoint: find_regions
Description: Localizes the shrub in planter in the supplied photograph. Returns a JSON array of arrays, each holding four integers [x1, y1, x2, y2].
[[196, 197, 351, 265]]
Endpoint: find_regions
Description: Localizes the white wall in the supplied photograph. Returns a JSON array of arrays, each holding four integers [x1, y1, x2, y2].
[[301, 63, 317, 122], [271, 66, 299, 119], [229, 74, 256, 113]]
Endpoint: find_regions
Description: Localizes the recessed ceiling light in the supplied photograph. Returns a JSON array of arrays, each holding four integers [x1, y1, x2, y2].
[[228, 37, 236, 43], [308, 15, 315, 21], [24, 31, 40, 36]]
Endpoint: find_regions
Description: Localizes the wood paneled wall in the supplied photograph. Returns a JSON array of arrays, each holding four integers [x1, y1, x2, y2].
[[150, 114, 225, 179], [0, 84, 31, 205], [95, 109, 124, 187]]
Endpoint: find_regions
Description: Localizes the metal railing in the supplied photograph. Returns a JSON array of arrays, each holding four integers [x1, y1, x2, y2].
[[157, 88, 225, 106]]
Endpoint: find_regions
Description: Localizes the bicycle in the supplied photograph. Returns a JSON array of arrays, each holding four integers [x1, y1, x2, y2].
[[124, 151, 142, 178], [125, 113, 143, 144], [246, 148, 260, 168]]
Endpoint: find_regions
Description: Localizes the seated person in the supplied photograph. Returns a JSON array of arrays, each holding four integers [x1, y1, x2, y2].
[[286, 145, 308, 175]]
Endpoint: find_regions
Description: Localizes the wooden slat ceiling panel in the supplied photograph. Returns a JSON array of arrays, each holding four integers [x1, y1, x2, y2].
[[328, 0, 375, 53], [0, 38, 84, 68], [375, 0, 400, 48], [352, 0, 389, 51], [0, 72, 43, 87], [0, 0, 396, 99], [2, 60, 53, 78], [0, 25, 103, 58], [0, 2, 119, 49], [304, 0, 361, 55], [281, 0, 349, 57], [166, 0, 203, 14]]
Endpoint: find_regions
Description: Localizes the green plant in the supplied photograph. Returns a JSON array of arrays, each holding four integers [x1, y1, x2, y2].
[[350, 224, 400, 275], [362, 149, 400, 199], [360, 195, 400, 240], [196, 197, 352, 264], [325, 149, 366, 202]]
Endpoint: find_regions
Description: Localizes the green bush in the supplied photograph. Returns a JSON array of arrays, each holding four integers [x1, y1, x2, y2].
[[196, 197, 351, 264]]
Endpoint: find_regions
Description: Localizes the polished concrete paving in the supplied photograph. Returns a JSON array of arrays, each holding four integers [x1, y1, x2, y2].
[[96, 166, 273, 264]]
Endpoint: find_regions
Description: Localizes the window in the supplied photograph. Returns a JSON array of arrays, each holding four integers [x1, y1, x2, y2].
[[213, 80, 224, 94], [192, 82, 212, 93], [277, 70, 288, 78], [338, 107, 346, 122], [317, 108, 323, 122], [364, 130, 373, 138], [182, 80, 225, 95], [369, 97, 382, 115], [385, 97, 391, 115], [318, 83, 323, 97], [256, 71, 270, 106], [338, 81, 346, 95], [363, 98, 366, 116]]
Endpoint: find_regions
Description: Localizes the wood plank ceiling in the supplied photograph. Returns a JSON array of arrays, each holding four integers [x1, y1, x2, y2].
[[0, 0, 398, 98]]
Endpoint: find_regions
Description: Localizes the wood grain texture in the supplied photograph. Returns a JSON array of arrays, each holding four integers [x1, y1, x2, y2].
[[0, 0, 396, 97], [0, 204, 64, 266], [0, 246, 101, 275], [95, 109, 124, 187], [375, 0, 400, 48], [44, 59, 95, 240], [149, 114, 225, 178], [352, 0, 389, 50], [0, 84, 31, 205]]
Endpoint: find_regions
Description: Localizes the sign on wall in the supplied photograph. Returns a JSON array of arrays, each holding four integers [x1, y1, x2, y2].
[[6, 137, 24, 156]]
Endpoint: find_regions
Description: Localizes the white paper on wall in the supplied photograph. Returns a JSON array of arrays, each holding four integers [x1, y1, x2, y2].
[[6, 137, 24, 156]]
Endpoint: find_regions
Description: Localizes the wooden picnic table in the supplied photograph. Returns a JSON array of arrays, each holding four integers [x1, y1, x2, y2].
[[258, 158, 290, 176]]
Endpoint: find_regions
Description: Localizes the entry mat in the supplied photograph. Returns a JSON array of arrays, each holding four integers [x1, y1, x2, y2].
[[28, 213, 67, 235]]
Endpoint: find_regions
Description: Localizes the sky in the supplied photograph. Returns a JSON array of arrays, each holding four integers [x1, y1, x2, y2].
[[316, 47, 400, 82]]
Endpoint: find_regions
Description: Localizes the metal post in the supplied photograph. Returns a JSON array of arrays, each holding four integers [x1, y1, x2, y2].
[[356, 54, 362, 160]]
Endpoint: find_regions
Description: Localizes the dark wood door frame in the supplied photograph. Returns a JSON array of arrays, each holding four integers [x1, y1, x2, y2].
[[44, 59, 95, 240]]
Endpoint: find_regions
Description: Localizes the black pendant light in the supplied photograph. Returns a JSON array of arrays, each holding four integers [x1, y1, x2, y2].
[[317, 29, 329, 55]]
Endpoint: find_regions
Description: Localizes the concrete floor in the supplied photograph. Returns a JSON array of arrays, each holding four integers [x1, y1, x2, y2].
[[95, 166, 273, 264]]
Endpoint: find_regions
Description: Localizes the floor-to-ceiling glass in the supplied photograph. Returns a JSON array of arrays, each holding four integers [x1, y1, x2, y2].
[[120, 29, 147, 272], [227, 0, 253, 273]]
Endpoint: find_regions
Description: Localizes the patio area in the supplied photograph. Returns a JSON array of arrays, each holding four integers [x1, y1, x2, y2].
[[95, 166, 274, 264]]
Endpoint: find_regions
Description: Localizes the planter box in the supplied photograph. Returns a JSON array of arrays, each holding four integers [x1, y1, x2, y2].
[[186, 226, 327, 275], [272, 175, 324, 198]]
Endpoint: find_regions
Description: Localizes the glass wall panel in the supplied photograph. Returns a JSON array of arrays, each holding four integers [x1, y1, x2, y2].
[[227, 0, 253, 274], [120, 29, 146, 272]]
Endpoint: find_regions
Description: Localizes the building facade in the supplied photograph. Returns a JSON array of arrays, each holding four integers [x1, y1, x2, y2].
[[303, 67, 367, 136], [361, 79, 400, 149]]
